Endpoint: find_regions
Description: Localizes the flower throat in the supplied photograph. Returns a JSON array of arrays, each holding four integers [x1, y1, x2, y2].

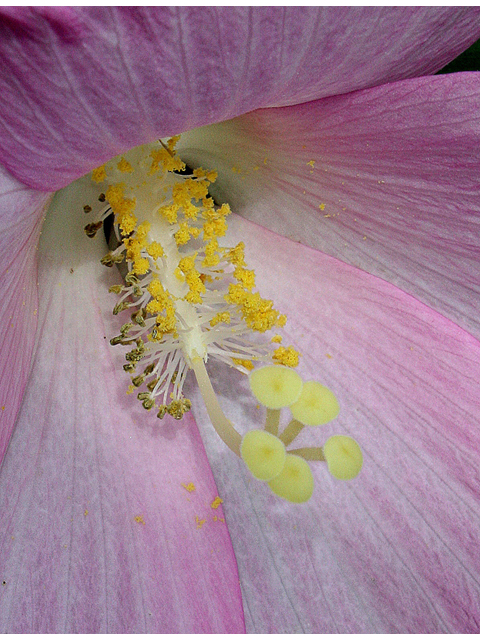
[[83, 136, 362, 503]]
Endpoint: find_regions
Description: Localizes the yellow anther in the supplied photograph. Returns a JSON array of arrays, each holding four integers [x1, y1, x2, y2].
[[178, 254, 197, 273], [166, 135, 181, 152], [225, 283, 248, 305], [146, 241, 164, 259], [323, 436, 363, 480], [232, 358, 254, 371], [210, 312, 231, 327], [159, 204, 179, 224], [132, 257, 150, 275], [106, 184, 136, 217], [290, 381, 340, 426], [239, 292, 280, 332], [241, 430, 286, 481], [202, 238, 220, 267], [183, 201, 198, 220], [271, 335, 283, 344], [225, 242, 246, 267], [150, 148, 185, 174], [146, 299, 166, 314], [136, 221, 151, 240], [147, 278, 164, 298], [267, 454, 314, 503], [117, 157, 133, 173], [249, 365, 303, 409], [92, 165, 107, 183], [234, 267, 255, 290], [272, 346, 300, 368], [119, 212, 137, 236], [203, 217, 228, 241]]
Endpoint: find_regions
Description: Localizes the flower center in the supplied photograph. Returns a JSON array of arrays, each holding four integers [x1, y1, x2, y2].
[[82, 136, 362, 502]]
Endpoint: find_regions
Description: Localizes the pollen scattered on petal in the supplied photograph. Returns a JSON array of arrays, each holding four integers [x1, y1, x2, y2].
[[92, 165, 107, 183], [210, 496, 223, 509]]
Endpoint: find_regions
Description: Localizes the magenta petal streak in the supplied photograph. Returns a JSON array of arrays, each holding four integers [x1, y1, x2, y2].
[[186, 215, 480, 633], [1, 7, 480, 190], [0, 183, 245, 633], [0, 165, 50, 461]]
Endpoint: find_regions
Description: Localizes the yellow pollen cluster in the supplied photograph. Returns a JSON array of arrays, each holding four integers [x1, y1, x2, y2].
[[273, 346, 300, 367]]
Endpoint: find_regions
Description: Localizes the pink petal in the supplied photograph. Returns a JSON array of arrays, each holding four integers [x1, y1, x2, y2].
[[1, 7, 480, 190], [0, 164, 50, 462], [185, 215, 480, 632], [0, 179, 245, 632], [179, 72, 480, 339]]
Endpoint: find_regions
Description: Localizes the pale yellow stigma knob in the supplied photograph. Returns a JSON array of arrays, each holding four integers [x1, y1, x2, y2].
[[268, 454, 314, 503], [241, 430, 286, 481], [289, 380, 339, 426], [323, 435, 363, 480], [249, 365, 303, 409]]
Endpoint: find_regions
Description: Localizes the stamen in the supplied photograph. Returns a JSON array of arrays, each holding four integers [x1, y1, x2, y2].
[[83, 136, 363, 504]]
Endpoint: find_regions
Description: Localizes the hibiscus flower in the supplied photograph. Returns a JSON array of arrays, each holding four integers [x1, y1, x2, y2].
[[1, 6, 480, 633]]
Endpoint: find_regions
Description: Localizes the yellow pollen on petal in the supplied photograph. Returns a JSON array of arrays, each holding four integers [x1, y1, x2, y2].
[[117, 157, 133, 173], [92, 165, 107, 183]]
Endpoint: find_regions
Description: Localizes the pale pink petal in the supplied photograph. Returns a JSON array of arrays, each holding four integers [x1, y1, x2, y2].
[[1, 7, 480, 190], [185, 215, 480, 633], [179, 71, 480, 339], [0, 179, 245, 632], [0, 165, 50, 462]]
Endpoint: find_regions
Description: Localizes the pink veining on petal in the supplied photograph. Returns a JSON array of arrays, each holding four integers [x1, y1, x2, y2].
[[0, 7, 480, 190], [0, 164, 50, 463], [0, 179, 245, 633], [179, 71, 480, 340], [186, 214, 480, 633]]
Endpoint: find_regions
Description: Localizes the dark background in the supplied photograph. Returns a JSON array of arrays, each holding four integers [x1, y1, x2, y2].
[[439, 38, 480, 73]]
